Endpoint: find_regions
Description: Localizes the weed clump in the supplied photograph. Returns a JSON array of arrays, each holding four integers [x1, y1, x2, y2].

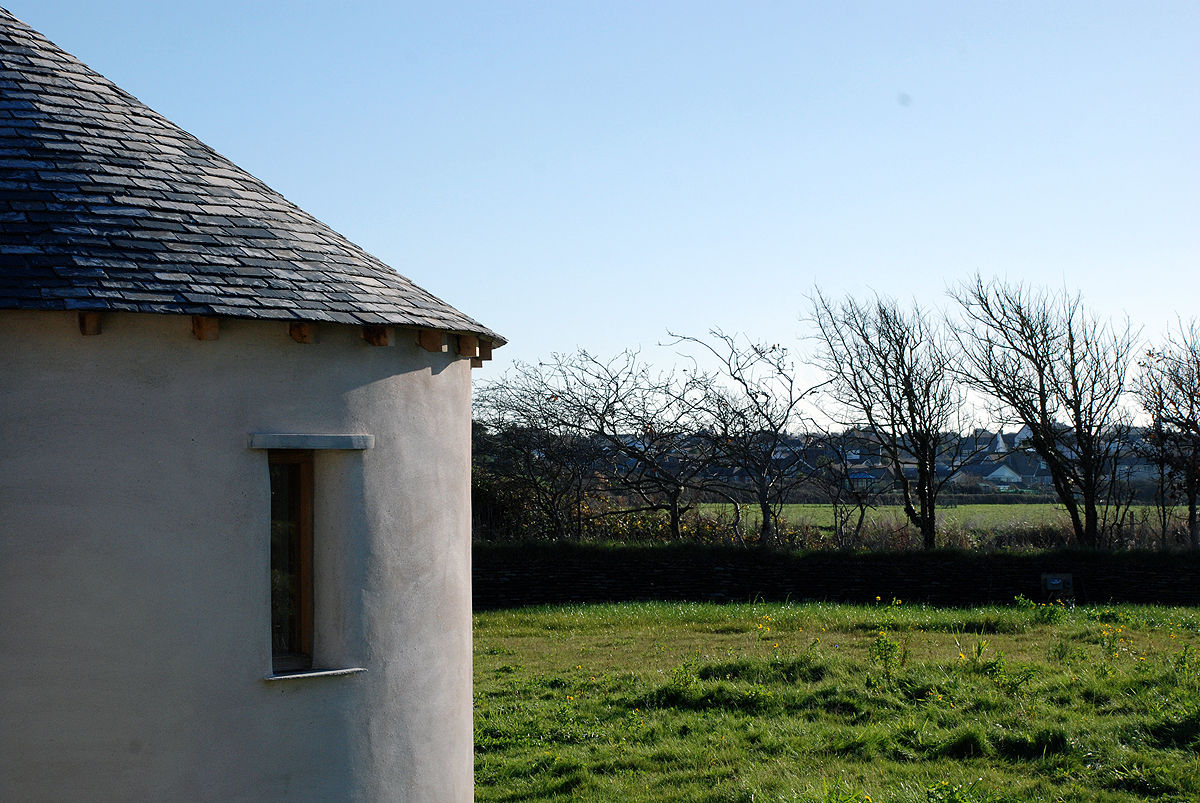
[[697, 654, 827, 684], [993, 726, 1072, 760], [1146, 706, 1200, 751], [937, 726, 991, 758]]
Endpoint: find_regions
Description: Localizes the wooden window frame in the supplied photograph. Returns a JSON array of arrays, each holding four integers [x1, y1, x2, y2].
[[269, 449, 314, 674]]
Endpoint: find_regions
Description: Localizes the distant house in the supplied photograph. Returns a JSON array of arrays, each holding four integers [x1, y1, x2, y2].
[[984, 463, 1023, 485], [1001, 452, 1052, 487], [0, 10, 500, 802], [1013, 424, 1034, 447], [848, 466, 892, 490], [962, 428, 1000, 457]]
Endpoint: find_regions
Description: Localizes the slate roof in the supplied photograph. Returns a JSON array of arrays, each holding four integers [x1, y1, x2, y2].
[[0, 8, 503, 343]]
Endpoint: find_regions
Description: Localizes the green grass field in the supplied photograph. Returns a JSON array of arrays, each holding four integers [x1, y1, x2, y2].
[[475, 601, 1200, 802], [698, 503, 1075, 531]]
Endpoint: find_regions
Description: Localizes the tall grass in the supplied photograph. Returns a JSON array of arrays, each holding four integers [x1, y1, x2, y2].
[[476, 601, 1200, 802]]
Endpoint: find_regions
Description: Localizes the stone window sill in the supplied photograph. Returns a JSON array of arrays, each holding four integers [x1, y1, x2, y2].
[[264, 667, 366, 681]]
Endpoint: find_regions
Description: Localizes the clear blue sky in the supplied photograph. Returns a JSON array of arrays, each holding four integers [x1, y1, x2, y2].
[[9, 1, 1199, 377]]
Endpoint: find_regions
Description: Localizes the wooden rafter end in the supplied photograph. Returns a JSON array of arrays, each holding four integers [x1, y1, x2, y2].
[[191, 315, 219, 341], [457, 334, 479, 358], [77, 311, 101, 336], [289, 321, 315, 344], [362, 325, 389, 347], [417, 329, 444, 353]]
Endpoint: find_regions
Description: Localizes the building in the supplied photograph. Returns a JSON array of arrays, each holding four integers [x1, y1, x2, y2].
[[0, 8, 500, 801]]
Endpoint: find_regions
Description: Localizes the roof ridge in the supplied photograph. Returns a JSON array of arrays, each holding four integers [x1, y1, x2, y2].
[[0, 6, 503, 343]]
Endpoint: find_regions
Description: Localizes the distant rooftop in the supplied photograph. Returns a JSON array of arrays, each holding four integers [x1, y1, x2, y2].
[[0, 7, 502, 344]]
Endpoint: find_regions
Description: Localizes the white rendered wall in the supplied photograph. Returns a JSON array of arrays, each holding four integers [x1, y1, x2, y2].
[[0, 310, 475, 802]]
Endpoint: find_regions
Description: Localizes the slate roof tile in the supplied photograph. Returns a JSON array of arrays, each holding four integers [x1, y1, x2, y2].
[[0, 7, 502, 344]]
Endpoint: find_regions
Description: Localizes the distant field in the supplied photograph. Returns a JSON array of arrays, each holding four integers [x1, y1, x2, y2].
[[475, 601, 1200, 802], [699, 503, 1090, 532]]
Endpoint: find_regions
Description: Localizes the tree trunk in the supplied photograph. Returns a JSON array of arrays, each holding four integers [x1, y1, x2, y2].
[[758, 491, 775, 548], [1158, 461, 1170, 551], [832, 499, 846, 548], [668, 490, 683, 541], [919, 464, 936, 550], [1083, 502, 1100, 551], [1060, 492, 1084, 549], [899, 470, 936, 550], [921, 516, 936, 550], [730, 499, 745, 547], [1188, 478, 1199, 551]]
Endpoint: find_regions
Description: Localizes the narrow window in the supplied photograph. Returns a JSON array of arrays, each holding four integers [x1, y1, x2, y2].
[[269, 450, 313, 673]]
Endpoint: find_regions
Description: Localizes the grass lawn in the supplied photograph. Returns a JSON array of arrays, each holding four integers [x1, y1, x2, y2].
[[475, 601, 1200, 802]]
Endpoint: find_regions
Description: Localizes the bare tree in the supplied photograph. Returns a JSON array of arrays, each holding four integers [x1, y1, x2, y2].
[[1136, 321, 1200, 550], [805, 427, 885, 548], [474, 369, 606, 540], [485, 351, 714, 541], [951, 276, 1137, 550], [669, 330, 820, 549], [810, 291, 973, 549], [1138, 396, 1175, 550]]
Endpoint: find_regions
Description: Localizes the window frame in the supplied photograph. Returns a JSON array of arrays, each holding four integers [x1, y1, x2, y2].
[[268, 449, 314, 675]]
